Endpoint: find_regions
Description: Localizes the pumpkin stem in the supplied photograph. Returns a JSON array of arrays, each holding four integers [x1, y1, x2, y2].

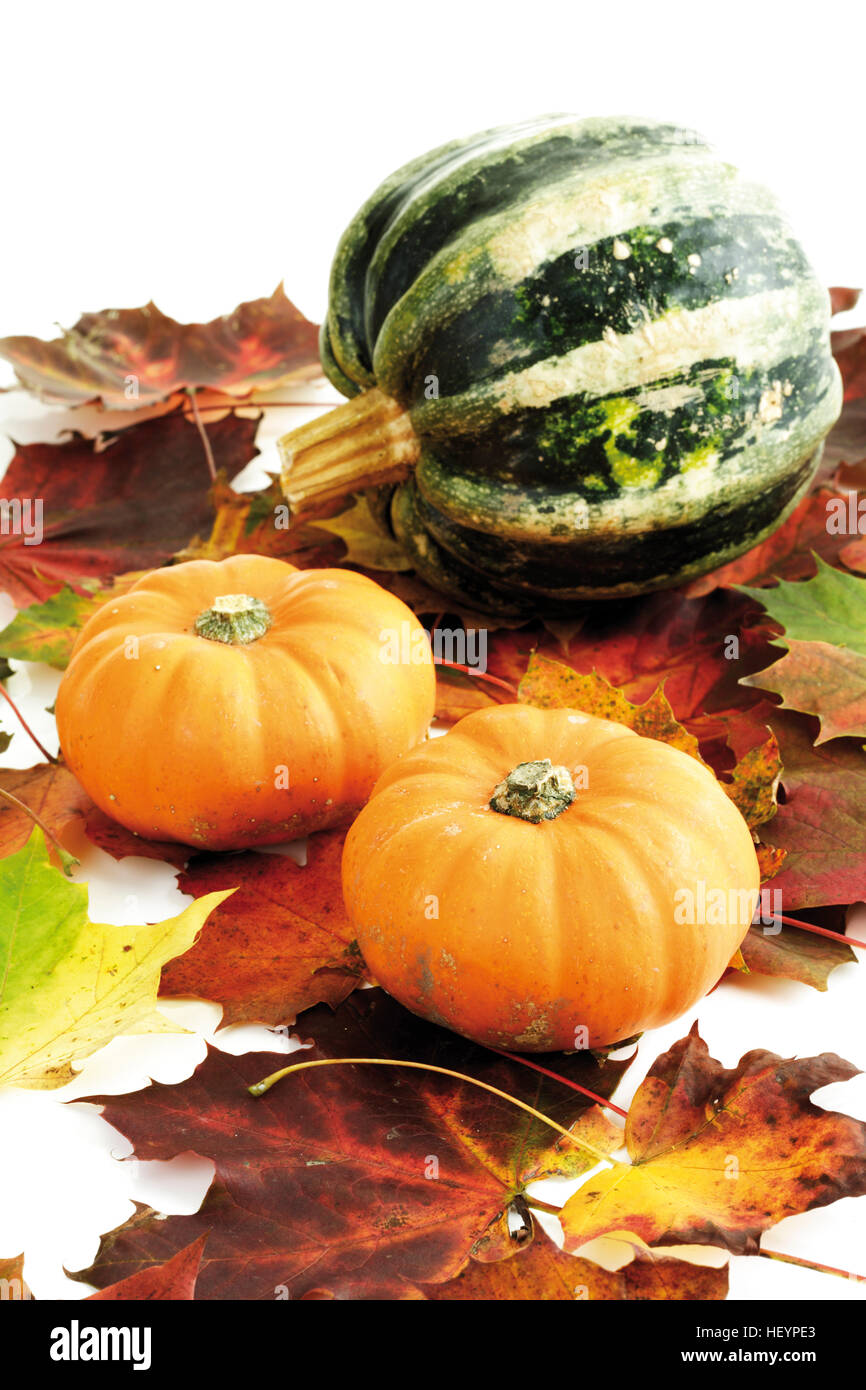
[[490, 759, 575, 823], [194, 593, 272, 645], [278, 387, 420, 515]]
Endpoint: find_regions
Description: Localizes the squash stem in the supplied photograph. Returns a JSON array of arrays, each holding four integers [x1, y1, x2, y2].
[[278, 387, 420, 514], [195, 593, 272, 645], [490, 759, 575, 823], [248, 1056, 615, 1166]]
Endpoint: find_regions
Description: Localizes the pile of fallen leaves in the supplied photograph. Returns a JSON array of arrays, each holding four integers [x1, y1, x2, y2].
[[0, 286, 865, 1300]]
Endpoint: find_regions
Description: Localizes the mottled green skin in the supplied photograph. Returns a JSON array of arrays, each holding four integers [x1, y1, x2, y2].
[[320, 116, 842, 603]]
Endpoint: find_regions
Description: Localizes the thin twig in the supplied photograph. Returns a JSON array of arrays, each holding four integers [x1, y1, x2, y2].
[[0, 682, 57, 762]]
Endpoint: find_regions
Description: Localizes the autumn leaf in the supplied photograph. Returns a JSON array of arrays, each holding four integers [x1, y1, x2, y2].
[[720, 733, 780, 829], [72, 990, 631, 1299], [0, 286, 320, 408], [745, 643, 866, 745], [0, 411, 258, 606], [159, 831, 368, 1027], [560, 1024, 866, 1255], [85, 1236, 206, 1301], [833, 456, 866, 493], [753, 710, 866, 909], [177, 475, 344, 569], [741, 559, 866, 743], [822, 397, 866, 478], [0, 573, 144, 669], [0, 1252, 32, 1300], [756, 843, 786, 882], [830, 287, 862, 316], [0, 763, 94, 861], [739, 915, 856, 992], [310, 495, 413, 571], [488, 589, 778, 773], [741, 557, 866, 653], [0, 828, 231, 1089], [434, 664, 501, 723], [518, 654, 706, 763], [419, 1227, 728, 1301]]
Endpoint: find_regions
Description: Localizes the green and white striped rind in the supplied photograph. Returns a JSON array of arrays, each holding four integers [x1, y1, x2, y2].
[[320, 115, 842, 601]]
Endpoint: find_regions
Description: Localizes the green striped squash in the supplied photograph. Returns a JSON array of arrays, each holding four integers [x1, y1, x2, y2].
[[279, 116, 842, 608]]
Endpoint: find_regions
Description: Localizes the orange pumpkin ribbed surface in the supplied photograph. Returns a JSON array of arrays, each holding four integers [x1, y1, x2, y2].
[[56, 555, 436, 851], [341, 703, 761, 1050]]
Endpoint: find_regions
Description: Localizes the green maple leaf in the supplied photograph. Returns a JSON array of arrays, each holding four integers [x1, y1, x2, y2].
[[0, 828, 232, 1089], [0, 582, 105, 670], [740, 558, 866, 743]]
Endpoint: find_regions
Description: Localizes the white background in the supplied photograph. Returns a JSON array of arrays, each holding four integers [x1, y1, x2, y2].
[[1, 0, 865, 1302]]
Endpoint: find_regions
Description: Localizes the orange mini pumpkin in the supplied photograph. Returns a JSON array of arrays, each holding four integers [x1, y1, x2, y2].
[[56, 555, 436, 850], [342, 703, 760, 1050]]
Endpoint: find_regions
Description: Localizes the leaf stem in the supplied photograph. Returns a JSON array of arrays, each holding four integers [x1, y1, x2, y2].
[[434, 660, 518, 696], [186, 388, 217, 482], [248, 1056, 615, 1166], [0, 786, 78, 874], [485, 1046, 630, 1119], [0, 683, 57, 763], [522, 1196, 565, 1217], [758, 1246, 866, 1283], [778, 914, 866, 952]]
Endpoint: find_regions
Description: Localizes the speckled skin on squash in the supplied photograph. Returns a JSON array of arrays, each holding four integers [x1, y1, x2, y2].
[[308, 115, 841, 604]]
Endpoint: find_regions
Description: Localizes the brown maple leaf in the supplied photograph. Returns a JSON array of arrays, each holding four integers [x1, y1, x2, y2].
[[486, 589, 779, 773], [85, 1236, 206, 1301], [418, 1225, 728, 1301], [560, 1024, 866, 1255], [71, 990, 631, 1300], [0, 411, 257, 605], [159, 832, 368, 1027], [0, 763, 93, 861], [744, 641, 866, 745], [0, 286, 320, 408], [739, 914, 856, 992], [830, 287, 862, 316], [753, 709, 866, 909]]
